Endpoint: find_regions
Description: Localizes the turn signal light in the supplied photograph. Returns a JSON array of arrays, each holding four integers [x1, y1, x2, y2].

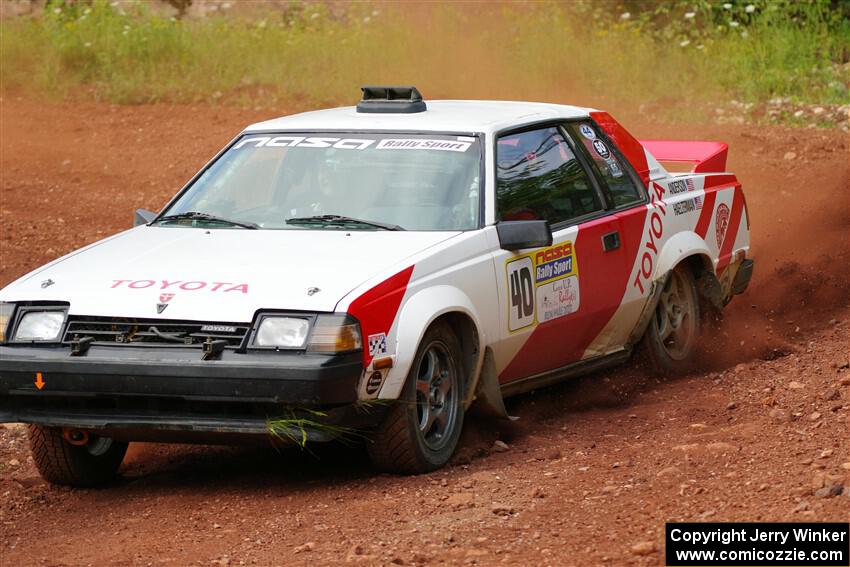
[[0, 303, 12, 342], [308, 315, 362, 353]]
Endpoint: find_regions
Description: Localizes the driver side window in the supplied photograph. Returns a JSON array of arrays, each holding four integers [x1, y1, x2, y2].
[[496, 127, 602, 226]]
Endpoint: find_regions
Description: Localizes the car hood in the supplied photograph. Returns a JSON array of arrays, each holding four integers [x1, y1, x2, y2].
[[1, 226, 459, 322]]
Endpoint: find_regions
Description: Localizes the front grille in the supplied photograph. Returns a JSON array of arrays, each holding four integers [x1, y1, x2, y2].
[[62, 316, 251, 349]]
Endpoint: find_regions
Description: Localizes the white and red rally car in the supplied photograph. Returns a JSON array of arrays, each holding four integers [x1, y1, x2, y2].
[[0, 87, 752, 486]]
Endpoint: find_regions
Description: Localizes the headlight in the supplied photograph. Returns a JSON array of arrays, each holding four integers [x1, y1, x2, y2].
[[255, 316, 310, 348], [307, 315, 362, 353], [251, 313, 362, 352], [13, 310, 66, 342], [0, 303, 13, 342]]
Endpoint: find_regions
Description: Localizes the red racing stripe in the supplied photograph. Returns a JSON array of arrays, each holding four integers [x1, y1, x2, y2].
[[694, 190, 717, 239], [694, 174, 738, 239], [716, 187, 745, 275], [590, 111, 650, 188], [347, 266, 414, 367], [703, 174, 738, 189]]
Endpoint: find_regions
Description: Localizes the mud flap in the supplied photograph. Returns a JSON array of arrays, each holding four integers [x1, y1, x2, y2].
[[696, 270, 725, 310], [467, 348, 517, 421], [730, 259, 754, 296]]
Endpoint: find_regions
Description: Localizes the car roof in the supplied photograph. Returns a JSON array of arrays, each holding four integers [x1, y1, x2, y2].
[[243, 100, 596, 135]]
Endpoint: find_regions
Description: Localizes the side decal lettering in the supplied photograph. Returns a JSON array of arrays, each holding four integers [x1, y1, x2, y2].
[[632, 182, 668, 295]]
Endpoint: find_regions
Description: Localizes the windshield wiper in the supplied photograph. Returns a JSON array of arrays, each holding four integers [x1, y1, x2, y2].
[[285, 214, 405, 231], [155, 211, 259, 230]]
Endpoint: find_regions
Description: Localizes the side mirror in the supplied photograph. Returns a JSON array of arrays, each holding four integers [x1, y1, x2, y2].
[[496, 220, 553, 251], [134, 208, 156, 227]]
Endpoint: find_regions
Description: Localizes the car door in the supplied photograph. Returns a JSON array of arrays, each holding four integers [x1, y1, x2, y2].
[[491, 124, 634, 384], [562, 119, 653, 354]]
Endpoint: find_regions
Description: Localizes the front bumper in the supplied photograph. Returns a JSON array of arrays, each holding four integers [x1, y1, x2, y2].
[[0, 345, 379, 440]]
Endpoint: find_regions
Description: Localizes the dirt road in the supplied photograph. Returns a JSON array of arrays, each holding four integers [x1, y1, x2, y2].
[[1, 97, 848, 566]]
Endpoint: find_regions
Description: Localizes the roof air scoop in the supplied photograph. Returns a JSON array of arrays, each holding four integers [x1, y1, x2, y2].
[[356, 86, 426, 114]]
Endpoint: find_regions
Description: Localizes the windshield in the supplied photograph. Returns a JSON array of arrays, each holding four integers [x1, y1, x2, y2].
[[159, 132, 482, 230]]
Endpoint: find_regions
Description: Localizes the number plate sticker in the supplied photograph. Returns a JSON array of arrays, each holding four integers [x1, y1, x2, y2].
[[505, 242, 580, 332]]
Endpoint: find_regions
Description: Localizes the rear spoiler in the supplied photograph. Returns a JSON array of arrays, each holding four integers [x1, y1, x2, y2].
[[639, 140, 728, 173]]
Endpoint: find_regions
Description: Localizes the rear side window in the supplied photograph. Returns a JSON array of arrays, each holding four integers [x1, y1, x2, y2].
[[496, 127, 602, 226], [565, 122, 643, 207]]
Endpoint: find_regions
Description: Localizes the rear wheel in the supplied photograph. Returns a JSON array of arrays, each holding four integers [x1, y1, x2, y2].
[[642, 264, 700, 376], [367, 322, 465, 474], [28, 425, 128, 488]]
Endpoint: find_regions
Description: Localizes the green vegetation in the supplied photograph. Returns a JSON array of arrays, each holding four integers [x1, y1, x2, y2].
[[571, 0, 850, 105], [1, 0, 847, 114], [266, 399, 396, 449], [267, 408, 362, 449]]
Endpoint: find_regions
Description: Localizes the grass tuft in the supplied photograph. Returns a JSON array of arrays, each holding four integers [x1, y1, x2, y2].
[[266, 409, 364, 449]]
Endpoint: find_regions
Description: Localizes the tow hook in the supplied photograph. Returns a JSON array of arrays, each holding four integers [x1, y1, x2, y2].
[[62, 428, 90, 446]]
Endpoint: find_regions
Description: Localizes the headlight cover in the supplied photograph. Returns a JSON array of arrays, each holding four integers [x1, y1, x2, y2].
[[254, 316, 310, 348], [13, 309, 66, 342], [0, 303, 13, 342]]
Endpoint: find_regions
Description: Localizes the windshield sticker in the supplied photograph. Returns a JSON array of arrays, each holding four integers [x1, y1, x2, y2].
[[233, 136, 376, 150], [592, 139, 610, 159], [376, 139, 472, 152], [233, 136, 471, 151], [457, 136, 476, 142], [579, 124, 596, 140], [266, 136, 305, 147], [110, 279, 249, 294], [607, 158, 624, 178], [505, 242, 580, 332]]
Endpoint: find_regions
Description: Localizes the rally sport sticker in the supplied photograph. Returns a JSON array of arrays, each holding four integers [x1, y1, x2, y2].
[[505, 242, 580, 332]]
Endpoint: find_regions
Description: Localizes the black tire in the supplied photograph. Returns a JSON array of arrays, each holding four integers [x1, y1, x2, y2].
[[28, 425, 128, 488], [641, 264, 701, 376], [367, 322, 465, 474]]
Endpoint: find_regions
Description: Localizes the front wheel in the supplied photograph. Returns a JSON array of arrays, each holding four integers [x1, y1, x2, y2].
[[641, 264, 701, 376], [367, 322, 465, 474], [28, 426, 128, 487]]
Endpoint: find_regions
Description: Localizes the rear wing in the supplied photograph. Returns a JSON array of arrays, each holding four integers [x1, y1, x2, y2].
[[639, 140, 728, 173]]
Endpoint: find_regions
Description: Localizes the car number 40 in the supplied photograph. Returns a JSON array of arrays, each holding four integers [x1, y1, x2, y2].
[[507, 257, 535, 331]]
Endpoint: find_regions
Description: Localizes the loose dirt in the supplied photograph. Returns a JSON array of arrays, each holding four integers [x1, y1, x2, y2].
[[1, 97, 848, 566]]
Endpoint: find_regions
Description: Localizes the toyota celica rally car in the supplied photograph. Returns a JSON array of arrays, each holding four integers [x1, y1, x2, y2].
[[0, 87, 753, 486]]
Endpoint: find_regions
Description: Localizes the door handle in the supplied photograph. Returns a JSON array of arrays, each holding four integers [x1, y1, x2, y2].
[[602, 231, 620, 252]]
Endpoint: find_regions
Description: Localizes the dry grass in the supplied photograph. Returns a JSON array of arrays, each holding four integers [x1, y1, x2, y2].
[[1, 1, 847, 116]]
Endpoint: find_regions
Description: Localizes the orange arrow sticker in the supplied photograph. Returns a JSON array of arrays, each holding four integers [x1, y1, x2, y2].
[[34, 372, 45, 390]]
